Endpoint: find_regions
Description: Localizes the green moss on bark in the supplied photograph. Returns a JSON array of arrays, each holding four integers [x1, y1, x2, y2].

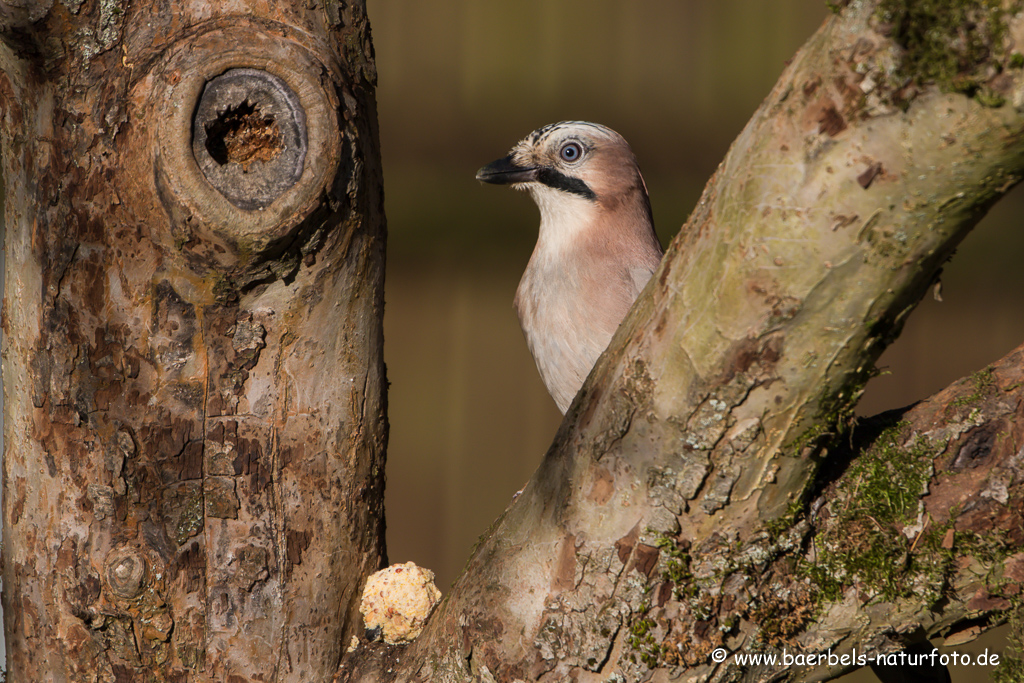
[[625, 612, 664, 668], [950, 366, 997, 411], [877, 0, 1019, 104], [799, 423, 939, 601], [801, 421, 1015, 612]]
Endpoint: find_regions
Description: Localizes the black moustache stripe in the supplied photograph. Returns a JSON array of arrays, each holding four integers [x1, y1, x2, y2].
[[536, 168, 597, 201]]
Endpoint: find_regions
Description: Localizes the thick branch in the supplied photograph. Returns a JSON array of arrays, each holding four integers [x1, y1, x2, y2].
[[789, 344, 1024, 681]]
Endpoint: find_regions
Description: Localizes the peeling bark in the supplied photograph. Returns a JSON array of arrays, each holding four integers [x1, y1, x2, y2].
[[1, 1, 387, 680]]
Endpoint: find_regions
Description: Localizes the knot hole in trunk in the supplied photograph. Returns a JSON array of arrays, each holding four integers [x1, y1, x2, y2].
[[192, 68, 308, 211]]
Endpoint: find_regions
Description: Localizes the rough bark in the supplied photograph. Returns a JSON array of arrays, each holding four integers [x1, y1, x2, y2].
[[337, 2, 1024, 681], [1, 1, 387, 681], [796, 343, 1024, 681]]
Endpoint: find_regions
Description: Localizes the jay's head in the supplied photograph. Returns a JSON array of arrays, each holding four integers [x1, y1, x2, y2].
[[475, 121, 651, 230]]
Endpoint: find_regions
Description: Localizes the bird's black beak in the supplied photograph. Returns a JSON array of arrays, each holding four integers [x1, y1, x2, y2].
[[476, 155, 539, 185]]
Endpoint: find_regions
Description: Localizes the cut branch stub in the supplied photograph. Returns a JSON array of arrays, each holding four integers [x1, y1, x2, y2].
[[105, 546, 147, 600], [192, 68, 308, 211], [148, 23, 343, 269]]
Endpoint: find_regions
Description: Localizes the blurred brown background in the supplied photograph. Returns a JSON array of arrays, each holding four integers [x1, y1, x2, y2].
[[367, 1, 1023, 680]]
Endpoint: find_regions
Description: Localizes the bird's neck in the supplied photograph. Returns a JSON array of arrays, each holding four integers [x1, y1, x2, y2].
[[528, 184, 655, 265], [529, 185, 601, 258]]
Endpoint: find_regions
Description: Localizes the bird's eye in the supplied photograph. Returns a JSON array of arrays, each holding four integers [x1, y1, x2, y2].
[[560, 142, 583, 162]]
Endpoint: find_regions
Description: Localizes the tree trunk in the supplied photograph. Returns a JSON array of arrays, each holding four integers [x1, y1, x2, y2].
[[1, 1, 387, 680]]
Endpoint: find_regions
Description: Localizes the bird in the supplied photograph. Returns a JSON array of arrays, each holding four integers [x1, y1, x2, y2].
[[476, 121, 664, 414]]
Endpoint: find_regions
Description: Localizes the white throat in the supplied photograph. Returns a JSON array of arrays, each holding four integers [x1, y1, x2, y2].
[[526, 184, 599, 257]]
